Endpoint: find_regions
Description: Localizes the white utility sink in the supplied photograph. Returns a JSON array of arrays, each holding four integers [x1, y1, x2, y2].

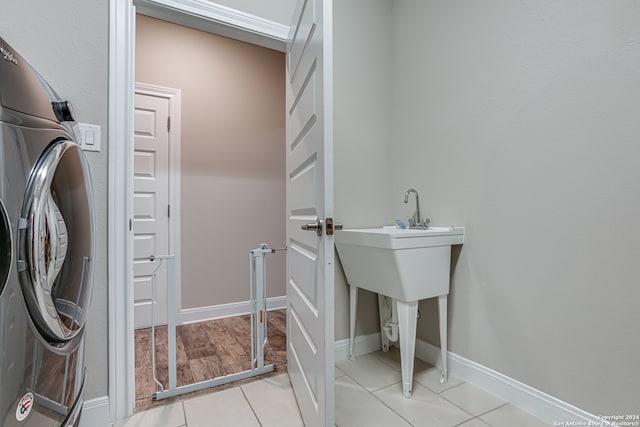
[[335, 226, 463, 301], [335, 225, 464, 398]]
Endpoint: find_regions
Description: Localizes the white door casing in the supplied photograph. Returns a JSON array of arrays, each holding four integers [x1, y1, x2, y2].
[[286, 1, 335, 426], [110, 0, 289, 420], [133, 84, 181, 329]]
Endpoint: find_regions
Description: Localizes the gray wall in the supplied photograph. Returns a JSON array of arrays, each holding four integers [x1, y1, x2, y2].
[[332, 0, 640, 417], [0, 1, 109, 400], [136, 15, 286, 310], [390, 0, 640, 415], [333, 0, 394, 340]]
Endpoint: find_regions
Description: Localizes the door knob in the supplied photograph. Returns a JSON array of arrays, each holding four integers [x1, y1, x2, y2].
[[301, 218, 343, 236], [301, 219, 323, 236]]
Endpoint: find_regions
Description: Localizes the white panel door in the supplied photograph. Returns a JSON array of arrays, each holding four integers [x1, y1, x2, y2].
[[133, 92, 170, 329], [286, 1, 334, 426]]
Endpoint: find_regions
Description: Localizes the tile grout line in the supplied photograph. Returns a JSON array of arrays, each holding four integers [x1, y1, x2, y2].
[[419, 380, 462, 395], [474, 401, 511, 419], [436, 380, 467, 395], [337, 354, 403, 394], [368, 350, 402, 371], [239, 383, 264, 427], [340, 371, 415, 426], [453, 416, 493, 427], [436, 381, 506, 422], [385, 379, 477, 427], [181, 400, 188, 427]]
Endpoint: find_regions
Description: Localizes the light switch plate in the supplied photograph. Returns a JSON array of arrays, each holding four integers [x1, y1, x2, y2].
[[74, 123, 101, 152]]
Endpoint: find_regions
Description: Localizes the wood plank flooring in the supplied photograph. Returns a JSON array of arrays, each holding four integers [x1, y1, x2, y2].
[[135, 309, 287, 410]]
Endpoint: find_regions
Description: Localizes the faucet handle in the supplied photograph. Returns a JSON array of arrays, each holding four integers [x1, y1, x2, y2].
[[408, 218, 416, 227], [422, 218, 431, 228]]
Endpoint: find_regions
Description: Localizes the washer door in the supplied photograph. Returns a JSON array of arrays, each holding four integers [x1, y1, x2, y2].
[[0, 199, 11, 296], [19, 140, 94, 342]]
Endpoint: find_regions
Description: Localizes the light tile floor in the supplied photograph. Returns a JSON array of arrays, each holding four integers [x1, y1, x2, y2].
[[335, 349, 549, 427], [110, 349, 550, 427]]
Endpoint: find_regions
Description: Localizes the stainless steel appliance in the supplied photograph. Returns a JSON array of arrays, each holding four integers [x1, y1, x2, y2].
[[0, 37, 95, 427]]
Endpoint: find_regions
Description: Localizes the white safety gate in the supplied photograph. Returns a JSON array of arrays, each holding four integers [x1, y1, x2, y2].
[[147, 244, 285, 400]]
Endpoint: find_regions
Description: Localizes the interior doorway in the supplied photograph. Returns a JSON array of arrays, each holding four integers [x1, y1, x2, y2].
[[108, 1, 291, 419], [131, 11, 288, 410]]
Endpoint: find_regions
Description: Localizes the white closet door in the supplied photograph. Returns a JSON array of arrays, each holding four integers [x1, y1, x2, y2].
[[133, 91, 170, 328]]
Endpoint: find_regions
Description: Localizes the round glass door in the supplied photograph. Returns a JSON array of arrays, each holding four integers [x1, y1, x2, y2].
[[19, 140, 94, 342], [0, 200, 11, 297]]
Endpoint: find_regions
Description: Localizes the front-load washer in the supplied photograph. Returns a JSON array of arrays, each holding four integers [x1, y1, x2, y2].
[[0, 37, 95, 427]]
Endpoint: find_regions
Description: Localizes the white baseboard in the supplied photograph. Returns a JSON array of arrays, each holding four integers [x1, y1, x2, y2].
[[413, 339, 611, 427], [180, 296, 287, 325], [80, 396, 110, 427], [334, 332, 382, 362]]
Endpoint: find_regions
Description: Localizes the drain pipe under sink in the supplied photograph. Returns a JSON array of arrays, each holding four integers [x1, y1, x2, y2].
[[379, 295, 399, 348]]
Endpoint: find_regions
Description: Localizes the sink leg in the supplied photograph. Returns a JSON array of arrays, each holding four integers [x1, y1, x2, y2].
[[349, 285, 358, 361], [438, 294, 448, 383], [378, 294, 390, 352], [397, 300, 418, 398]]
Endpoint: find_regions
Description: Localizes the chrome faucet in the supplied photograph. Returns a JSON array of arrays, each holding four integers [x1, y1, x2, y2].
[[404, 188, 430, 228]]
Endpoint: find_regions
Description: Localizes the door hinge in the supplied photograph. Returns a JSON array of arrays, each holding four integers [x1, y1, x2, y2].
[[129, 219, 132, 231], [167, 116, 171, 132], [325, 218, 343, 235], [168, 204, 171, 218]]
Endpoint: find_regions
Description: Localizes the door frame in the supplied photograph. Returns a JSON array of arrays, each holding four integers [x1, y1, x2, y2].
[[134, 82, 182, 328], [108, 0, 289, 421]]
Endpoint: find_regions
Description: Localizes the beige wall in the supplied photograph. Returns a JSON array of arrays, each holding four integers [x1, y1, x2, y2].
[[136, 15, 286, 310], [390, 0, 640, 416]]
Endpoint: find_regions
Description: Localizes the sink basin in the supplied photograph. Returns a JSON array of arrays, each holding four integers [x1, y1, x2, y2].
[[335, 226, 464, 301]]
